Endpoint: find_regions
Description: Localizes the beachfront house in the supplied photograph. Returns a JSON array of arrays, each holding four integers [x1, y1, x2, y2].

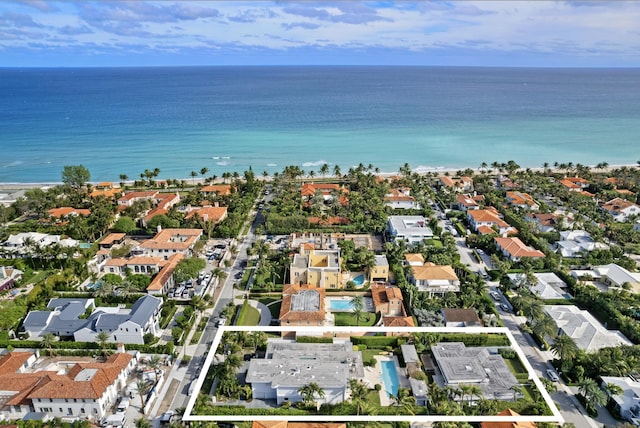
[[600, 197, 640, 222]]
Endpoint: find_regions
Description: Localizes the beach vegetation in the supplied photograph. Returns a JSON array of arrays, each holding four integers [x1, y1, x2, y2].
[[61, 164, 91, 190]]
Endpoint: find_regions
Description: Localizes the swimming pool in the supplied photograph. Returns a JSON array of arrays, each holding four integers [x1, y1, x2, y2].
[[329, 299, 355, 311], [352, 274, 365, 285], [380, 360, 399, 397]]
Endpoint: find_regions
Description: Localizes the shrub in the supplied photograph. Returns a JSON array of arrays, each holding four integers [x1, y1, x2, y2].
[[374, 384, 382, 391]]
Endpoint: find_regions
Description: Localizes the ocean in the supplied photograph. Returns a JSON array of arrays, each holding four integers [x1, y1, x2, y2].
[[1, 66, 639, 183]]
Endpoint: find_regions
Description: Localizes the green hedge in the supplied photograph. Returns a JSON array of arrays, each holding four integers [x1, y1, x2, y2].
[[437, 333, 510, 347], [7, 339, 174, 355], [350, 336, 399, 348], [296, 336, 333, 343]]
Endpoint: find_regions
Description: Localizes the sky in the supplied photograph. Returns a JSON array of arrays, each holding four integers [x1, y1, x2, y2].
[[1, 1, 640, 67]]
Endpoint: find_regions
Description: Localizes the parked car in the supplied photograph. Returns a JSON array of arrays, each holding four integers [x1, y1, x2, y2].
[[160, 410, 175, 426], [546, 369, 560, 382], [500, 303, 510, 312], [216, 318, 226, 327]]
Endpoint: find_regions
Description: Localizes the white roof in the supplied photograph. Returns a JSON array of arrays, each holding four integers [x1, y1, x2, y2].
[[507, 272, 568, 300], [593, 263, 640, 286], [544, 305, 633, 353]]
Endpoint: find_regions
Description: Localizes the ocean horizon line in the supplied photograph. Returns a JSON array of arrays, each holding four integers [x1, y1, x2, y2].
[[3, 64, 640, 70]]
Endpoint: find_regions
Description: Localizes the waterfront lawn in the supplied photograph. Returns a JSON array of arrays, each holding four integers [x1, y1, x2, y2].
[[333, 311, 377, 326]]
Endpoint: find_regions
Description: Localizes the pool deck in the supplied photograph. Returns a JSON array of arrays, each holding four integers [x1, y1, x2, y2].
[[324, 296, 375, 312], [362, 354, 411, 406]]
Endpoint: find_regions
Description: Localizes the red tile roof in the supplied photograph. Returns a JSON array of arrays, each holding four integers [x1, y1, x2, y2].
[[494, 237, 544, 258], [48, 207, 91, 218]]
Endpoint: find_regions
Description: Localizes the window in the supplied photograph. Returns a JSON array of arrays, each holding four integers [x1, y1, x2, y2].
[[81, 408, 85, 414]]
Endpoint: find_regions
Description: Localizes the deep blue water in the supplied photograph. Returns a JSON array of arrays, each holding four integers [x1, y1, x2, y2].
[[1, 66, 639, 182]]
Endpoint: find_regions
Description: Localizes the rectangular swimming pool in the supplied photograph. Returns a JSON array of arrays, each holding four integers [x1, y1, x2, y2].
[[329, 299, 354, 311], [380, 360, 399, 397]]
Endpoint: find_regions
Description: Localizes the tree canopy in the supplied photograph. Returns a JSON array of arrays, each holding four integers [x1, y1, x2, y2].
[[61, 165, 91, 189], [174, 257, 206, 283]]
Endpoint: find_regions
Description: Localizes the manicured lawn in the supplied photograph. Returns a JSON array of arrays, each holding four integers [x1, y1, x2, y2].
[[237, 304, 261, 326], [504, 357, 528, 374], [424, 238, 443, 248], [333, 311, 377, 326]]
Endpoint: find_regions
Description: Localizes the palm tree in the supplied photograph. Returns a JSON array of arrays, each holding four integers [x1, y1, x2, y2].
[[96, 331, 111, 359], [148, 355, 162, 383], [190, 170, 198, 184], [349, 379, 369, 415], [41, 332, 57, 356], [333, 164, 342, 178], [297, 382, 325, 407], [532, 314, 558, 340], [136, 380, 149, 414], [578, 377, 608, 411], [550, 335, 578, 371], [119, 174, 128, 189], [390, 387, 416, 415], [134, 418, 151, 428], [510, 384, 523, 401], [350, 294, 365, 326], [320, 163, 329, 178], [603, 382, 623, 400], [200, 167, 209, 180]]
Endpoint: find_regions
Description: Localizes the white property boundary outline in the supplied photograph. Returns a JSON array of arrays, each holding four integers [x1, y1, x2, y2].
[[182, 326, 564, 424]]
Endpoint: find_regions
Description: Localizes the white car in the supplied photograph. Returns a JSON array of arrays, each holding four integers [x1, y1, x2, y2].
[[546, 369, 560, 382], [216, 318, 226, 327]]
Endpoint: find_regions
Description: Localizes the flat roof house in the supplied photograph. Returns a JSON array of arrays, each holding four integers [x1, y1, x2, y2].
[[431, 342, 520, 402], [388, 215, 433, 244], [290, 249, 342, 288], [599, 375, 640, 425], [246, 340, 364, 405]]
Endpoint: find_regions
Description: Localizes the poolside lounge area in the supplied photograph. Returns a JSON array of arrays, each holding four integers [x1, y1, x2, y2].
[[361, 355, 411, 406]]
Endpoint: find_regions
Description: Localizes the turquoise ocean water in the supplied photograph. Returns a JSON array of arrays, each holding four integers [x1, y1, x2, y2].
[[0, 66, 639, 183]]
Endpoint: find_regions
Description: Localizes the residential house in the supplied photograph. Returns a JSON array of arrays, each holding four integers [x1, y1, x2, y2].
[[103, 255, 165, 276], [200, 184, 232, 197], [184, 205, 228, 224], [384, 187, 421, 210], [440, 308, 482, 327], [74, 295, 162, 344], [370, 255, 389, 282], [146, 253, 184, 296], [431, 342, 520, 401], [22, 298, 95, 338], [408, 261, 460, 297], [544, 305, 633, 353], [0, 350, 135, 422], [301, 183, 349, 204], [246, 340, 364, 405], [2, 232, 78, 257], [370, 283, 406, 317], [404, 253, 425, 266], [555, 230, 608, 258], [507, 273, 569, 300], [599, 375, 640, 426], [279, 284, 326, 327], [117, 190, 159, 208], [0, 265, 22, 293], [571, 263, 640, 293], [438, 176, 473, 193], [22, 295, 162, 344], [47, 207, 91, 219], [559, 177, 590, 192], [506, 191, 539, 210], [467, 209, 517, 236], [601, 197, 640, 222], [99, 233, 126, 250], [455, 193, 484, 211], [138, 228, 203, 259], [141, 192, 180, 226], [290, 248, 342, 288], [89, 182, 120, 199], [387, 215, 433, 243], [494, 237, 545, 262], [525, 213, 560, 233]]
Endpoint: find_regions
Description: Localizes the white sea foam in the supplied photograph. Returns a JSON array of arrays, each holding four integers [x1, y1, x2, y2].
[[413, 165, 446, 174], [216, 161, 229, 166], [266, 163, 277, 167], [2, 161, 24, 168], [302, 160, 328, 167]]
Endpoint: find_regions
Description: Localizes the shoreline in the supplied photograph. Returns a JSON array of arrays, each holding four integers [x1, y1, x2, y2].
[[0, 163, 636, 191]]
